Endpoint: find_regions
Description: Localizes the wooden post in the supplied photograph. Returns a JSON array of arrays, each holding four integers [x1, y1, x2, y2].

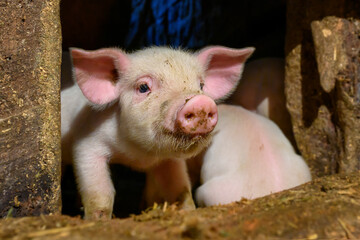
[[285, 0, 360, 177], [0, 0, 62, 217]]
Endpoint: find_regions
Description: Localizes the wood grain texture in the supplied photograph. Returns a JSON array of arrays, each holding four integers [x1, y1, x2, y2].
[[285, 0, 360, 177], [0, 0, 62, 217]]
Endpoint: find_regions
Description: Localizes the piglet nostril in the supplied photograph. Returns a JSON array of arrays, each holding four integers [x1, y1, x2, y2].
[[185, 113, 195, 120]]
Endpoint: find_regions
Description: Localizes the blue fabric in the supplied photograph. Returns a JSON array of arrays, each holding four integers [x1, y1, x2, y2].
[[125, 0, 205, 49]]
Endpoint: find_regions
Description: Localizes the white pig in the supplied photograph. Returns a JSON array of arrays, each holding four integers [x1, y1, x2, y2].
[[61, 46, 255, 219], [195, 104, 312, 207]]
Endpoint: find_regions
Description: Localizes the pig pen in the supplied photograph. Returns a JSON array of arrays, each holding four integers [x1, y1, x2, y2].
[[1, 0, 360, 239]]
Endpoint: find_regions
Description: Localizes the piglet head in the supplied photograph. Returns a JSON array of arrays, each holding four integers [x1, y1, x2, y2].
[[70, 46, 254, 160]]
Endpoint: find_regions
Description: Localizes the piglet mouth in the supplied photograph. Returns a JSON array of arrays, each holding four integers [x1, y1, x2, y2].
[[184, 133, 213, 150], [163, 126, 213, 141], [156, 126, 213, 153], [174, 133, 212, 153]]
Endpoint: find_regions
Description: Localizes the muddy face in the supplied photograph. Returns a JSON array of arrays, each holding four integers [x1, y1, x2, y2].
[[119, 90, 216, 159], [117, 49, 216, 159]]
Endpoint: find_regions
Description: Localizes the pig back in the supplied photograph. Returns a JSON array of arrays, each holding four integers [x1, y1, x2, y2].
[[204, 104, 306, 180]]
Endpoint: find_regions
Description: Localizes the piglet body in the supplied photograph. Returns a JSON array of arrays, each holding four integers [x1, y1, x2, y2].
[[226, 58, 295, 146], [61, 46, 254, 219], [196, 104, 311, 207]]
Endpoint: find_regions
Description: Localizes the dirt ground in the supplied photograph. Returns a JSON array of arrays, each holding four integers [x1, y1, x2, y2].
[[1, 171, 360, 239]]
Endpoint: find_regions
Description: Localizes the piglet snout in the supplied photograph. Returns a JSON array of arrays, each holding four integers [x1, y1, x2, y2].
[[176, 95, 218, 135]]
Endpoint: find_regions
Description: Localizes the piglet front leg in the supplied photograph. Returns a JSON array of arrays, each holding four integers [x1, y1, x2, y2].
[[74, 142, 115, 220], [144, 159, 195, 210]]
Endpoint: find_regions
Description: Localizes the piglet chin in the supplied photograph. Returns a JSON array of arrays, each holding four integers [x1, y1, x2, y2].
[[170, 131, 213, 157], [152, 126, 213, 159]]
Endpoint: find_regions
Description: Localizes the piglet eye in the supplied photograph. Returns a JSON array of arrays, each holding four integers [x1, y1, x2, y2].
[[139, 84, 150, 93], [200, 82, 204, 90]]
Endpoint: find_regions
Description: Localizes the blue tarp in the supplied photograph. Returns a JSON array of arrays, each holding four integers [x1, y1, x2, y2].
[[125, 0, 205, 49]]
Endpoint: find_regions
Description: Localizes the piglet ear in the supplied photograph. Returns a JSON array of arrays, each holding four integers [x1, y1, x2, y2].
[[197, 46, 255, 100], [71, 48, 130, 105]]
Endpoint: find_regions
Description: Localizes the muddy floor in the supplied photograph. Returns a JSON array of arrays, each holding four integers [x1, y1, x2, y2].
[[1, 171, 360, 239]]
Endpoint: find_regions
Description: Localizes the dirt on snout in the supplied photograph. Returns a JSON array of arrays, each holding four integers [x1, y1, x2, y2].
[[1, 171, 360, 239]]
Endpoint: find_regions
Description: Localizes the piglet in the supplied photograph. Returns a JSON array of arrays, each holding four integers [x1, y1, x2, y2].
[[195, 104, 312, 207], [61, 46, 255, 219]]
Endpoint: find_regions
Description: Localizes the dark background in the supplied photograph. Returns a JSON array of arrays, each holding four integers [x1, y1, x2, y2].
[[61, 0, 286, 57]]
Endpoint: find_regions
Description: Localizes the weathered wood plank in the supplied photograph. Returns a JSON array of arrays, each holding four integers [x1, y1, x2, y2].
[[0, 0, 62, 217], [285, 0, 360, 177]]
